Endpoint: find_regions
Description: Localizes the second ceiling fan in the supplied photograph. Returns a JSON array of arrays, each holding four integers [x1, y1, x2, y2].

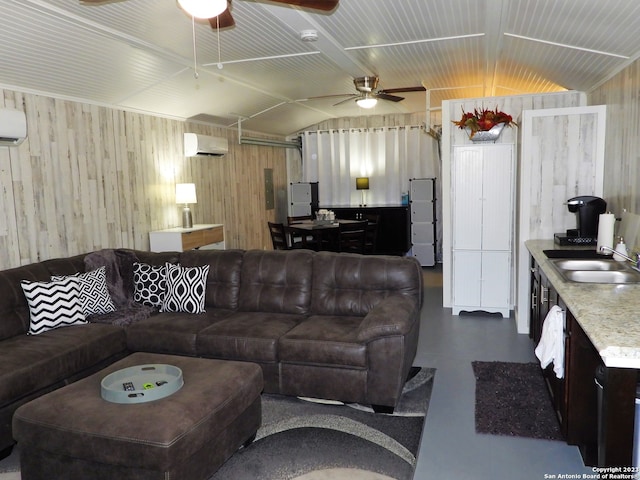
[[310, 76, 426, 109]]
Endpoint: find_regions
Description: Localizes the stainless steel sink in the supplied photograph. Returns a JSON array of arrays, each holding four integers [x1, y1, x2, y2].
[[549, 258, 640, 284], [551, 259, 627, 271]]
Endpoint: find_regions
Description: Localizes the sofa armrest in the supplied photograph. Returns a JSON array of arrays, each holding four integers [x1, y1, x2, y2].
[[356, 295, 418, 343]]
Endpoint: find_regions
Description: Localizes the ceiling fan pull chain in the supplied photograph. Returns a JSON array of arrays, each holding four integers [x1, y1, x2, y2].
[[216, 16, 223, 70], [191, 16, 199, 79]]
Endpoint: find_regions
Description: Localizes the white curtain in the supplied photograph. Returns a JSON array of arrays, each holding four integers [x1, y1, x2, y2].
[[301, 126, 439, 206], [300, 125, 442, 260]]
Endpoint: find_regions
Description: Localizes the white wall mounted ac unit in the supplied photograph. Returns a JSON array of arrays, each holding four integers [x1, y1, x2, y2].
[[184, 133, 228, 157], [0, 108, 27, 146]]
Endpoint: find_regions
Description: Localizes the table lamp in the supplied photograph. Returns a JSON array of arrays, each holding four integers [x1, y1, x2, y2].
[[176, 183, 197, 228], [356, 177, 369, 206]]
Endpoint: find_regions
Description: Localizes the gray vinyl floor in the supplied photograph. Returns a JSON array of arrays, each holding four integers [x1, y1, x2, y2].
[[412, 266, 593, 480]]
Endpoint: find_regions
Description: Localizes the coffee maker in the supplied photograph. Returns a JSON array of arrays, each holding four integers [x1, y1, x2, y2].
[[554, 195, 607, 245]]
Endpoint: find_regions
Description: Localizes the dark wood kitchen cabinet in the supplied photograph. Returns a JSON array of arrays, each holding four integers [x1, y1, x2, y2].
[[529, 257, 567, 433], [530, 255, 638, 466]]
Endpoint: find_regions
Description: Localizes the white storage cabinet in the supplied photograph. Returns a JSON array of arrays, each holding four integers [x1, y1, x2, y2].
[[452, 144, 514, 317], [410, 178, 436, 266], [289, 182, 319, 217]]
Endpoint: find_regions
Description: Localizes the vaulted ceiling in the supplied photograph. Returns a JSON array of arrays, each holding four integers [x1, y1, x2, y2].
[[1, 0, 639, 136]]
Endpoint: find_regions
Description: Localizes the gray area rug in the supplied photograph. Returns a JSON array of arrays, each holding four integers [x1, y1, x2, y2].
[[212, 367, 434, 480], [472, 361, 563, 441], [0, 367, 434, 480]]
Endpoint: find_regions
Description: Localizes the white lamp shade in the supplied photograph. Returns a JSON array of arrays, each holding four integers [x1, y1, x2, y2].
[[176, 183, 197, 204], [178, 0, 227, 19]]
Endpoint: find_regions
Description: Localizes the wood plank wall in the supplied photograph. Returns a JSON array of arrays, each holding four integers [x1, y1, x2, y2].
[[589, 59, 640, 215], [0, 88, 287, 269]]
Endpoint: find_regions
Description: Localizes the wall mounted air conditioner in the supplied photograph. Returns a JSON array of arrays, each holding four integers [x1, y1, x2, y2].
[[184, 133, 228, 157], [0, 108, 27, 146]]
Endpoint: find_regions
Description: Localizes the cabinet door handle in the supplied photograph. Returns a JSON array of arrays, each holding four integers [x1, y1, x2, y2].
[[540, 286, 548, 305], [531, 289, 538, 306]]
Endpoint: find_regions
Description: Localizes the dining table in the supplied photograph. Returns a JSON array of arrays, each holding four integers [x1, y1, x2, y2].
[[286, 219, 365, 251]]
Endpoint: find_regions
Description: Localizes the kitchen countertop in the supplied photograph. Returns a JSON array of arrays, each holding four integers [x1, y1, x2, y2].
[[526, 239, 640, 369]]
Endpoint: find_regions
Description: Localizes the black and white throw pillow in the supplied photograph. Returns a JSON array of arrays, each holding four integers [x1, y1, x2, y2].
[[160, 263, 209, 314], [133, 262, 167, 307], [21, 277, 87, 335], [52, 266, 115, 316]]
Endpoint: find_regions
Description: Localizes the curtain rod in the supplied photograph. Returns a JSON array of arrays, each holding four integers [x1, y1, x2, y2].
[[305, 125, 424, 135], [239, 137, 301, 149]]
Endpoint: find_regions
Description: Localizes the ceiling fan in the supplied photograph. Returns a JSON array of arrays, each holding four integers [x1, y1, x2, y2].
[[306, 76, 426, 109], [81, 0, 339, 29]]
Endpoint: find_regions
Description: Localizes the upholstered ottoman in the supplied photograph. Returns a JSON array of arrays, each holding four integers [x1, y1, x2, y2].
[[13, 352, 263, 480]]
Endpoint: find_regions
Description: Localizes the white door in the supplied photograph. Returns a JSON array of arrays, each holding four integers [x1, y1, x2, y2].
[[516, 105, 606, 333], [452, 250, 482, 311], [481, 145, 514, 251], [480, 251, 511, 311], [452, 148, 483, 250]]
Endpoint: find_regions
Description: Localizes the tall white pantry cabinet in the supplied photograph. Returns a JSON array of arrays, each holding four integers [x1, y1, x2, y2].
[[452, 144, 515, 317]]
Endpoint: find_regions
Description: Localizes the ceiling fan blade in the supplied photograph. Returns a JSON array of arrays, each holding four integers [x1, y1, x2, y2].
[[375, 93, 404, 102], [333, 95, 358, 106], [268, 0, 339, 11], [379, 86, 426, 94], [209, 5, 235, 29]]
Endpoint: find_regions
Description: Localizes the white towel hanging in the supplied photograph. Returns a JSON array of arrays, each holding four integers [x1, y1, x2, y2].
[[535, 305, 565, 379]]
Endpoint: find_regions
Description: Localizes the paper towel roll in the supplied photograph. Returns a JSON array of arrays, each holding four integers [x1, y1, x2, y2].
[[596, 213, 616, 253]]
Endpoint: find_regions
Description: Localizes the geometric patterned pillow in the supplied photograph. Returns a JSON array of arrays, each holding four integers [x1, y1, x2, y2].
[[21, 277, 87, 335], [160, 263, 209, 314], [133, 262, 167, 307], [51, 266, 115, 316]]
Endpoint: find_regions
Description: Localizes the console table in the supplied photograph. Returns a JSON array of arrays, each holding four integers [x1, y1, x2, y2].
[[149, 224, 224, 252], [320, 205, 410, 255]]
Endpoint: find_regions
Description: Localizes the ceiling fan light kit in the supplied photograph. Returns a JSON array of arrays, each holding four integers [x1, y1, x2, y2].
[[356, 95, 378, 109], [178, 0, 227, 19]]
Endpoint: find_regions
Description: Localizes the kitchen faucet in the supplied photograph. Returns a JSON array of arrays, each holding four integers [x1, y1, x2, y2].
[[599, 245, 639, 266]]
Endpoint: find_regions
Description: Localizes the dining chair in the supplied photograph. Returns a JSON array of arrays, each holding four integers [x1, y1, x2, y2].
[[287, 215, 319, 250], [338, 221, 367, 254], [363, 214, 380, 254], [268, 222, 291, 250], [287, 215, 313, 224]]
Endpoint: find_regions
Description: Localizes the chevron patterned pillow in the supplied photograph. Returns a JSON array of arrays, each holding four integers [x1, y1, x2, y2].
[[160, 263, 209, 314], [21, 277, 87, 335], [52, 266, 116, 316]]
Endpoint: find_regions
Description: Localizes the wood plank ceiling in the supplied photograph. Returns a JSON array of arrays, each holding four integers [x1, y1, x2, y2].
[[0, 0, 639, 135]]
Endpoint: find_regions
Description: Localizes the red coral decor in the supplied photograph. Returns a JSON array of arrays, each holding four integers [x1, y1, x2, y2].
[[453, 107, 518, 139]]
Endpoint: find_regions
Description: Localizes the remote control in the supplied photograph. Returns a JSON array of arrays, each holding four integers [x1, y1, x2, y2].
[[122, 382, 135, 391]]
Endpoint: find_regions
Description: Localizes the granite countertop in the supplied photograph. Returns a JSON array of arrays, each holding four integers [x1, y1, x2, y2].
[[526, 239, 640, 369]]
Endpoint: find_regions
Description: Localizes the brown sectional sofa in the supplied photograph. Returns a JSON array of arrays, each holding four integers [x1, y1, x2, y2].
[[0, 247, 423, 456]]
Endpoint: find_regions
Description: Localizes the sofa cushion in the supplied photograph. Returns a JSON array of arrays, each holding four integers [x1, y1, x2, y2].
[[126, 309, 234, 356], [0, 263, 52, 341], [179, 250, 244, 310], [52, 266, 116, 316], [21, 277, 87, 335], [238, 250, 313, 315], [311, 252, 423, 316], [278, 315, 367, 368], [133, 263, 167, 307], [160, 263, 209, 314], [42, 254, 87, 277], [196, 311, 304, 363], [0, 323, 125, 407]]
